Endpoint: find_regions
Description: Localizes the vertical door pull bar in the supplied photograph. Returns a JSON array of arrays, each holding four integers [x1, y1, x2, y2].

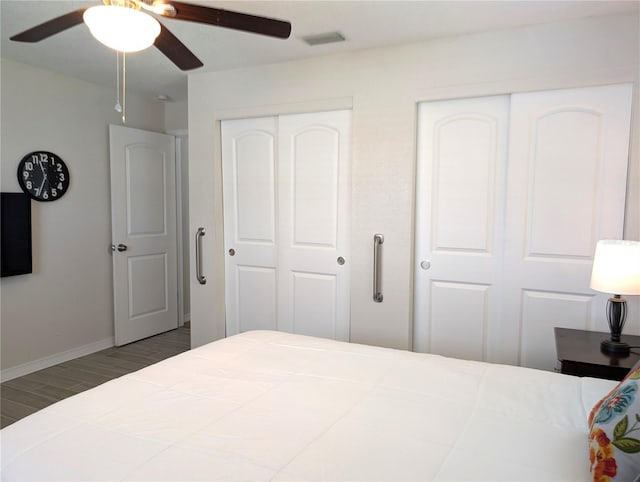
[[373, 233, 384, 302], [195, 227, 207, 285]]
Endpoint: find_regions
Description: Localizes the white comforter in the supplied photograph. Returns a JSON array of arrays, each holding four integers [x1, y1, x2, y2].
[[0, 330, 615, 481]]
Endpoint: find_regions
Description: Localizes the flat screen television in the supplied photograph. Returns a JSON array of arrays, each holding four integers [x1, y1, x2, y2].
[[1, 192, 32, 277]]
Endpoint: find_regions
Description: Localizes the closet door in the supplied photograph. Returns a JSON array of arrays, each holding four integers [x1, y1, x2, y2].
[[222, 111, 351, 340], [278, 111, 351, 341], [415, 84, 632, 369], [222, 116, 279, 334], [502, 84, 633, 369], [414, 96, 510, 360]]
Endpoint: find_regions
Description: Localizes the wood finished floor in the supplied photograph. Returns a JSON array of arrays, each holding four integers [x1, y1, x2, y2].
[[0, 326, 190, 429]]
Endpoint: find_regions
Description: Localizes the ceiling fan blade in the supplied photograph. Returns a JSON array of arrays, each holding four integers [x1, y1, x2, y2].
[[161, 1, 291, 39], [10, 8, 87, 43], [154, 23, 204, 71]]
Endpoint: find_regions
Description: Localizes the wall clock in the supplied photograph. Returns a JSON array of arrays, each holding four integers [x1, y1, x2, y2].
[[17, 151, 70, 202]]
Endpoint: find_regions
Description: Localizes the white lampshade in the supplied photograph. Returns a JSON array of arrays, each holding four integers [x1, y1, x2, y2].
[[590, 240, 640, 295], [83, 6, 161, 53]]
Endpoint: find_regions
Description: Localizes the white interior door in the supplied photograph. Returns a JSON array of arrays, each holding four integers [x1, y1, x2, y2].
[[414, 84, 632, 368], [414, 96, 510, 360], [110, 125, 178, 346], [222, 117, 278, 334], [278, 111, 351, 340], [501, 84, 633, 369], [222, 110, 351, 341]]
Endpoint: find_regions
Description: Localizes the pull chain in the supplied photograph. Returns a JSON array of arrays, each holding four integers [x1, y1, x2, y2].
[[115, 51, 122, 114], [122, 51, 126, 124], [114, 51, 126, 124]]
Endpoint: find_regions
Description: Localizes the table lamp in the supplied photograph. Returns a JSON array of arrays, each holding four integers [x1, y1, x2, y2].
[[590, 239, 640, 356]]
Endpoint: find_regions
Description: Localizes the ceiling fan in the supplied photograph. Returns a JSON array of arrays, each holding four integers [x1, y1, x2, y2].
[[10, 0, 292, 71]]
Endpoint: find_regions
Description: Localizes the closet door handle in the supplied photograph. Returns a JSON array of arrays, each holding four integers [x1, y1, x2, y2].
[[195, 227, 207, 285], [373, 234, 384, 302]]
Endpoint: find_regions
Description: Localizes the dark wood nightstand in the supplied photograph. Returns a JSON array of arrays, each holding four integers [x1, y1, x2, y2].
[[554, 327, 640, 380]]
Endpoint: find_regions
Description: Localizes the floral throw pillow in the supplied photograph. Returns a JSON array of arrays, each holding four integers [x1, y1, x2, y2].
[[589, 362, 640, 482]]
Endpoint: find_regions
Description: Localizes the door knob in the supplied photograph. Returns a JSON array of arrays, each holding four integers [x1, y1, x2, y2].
[[117, 244, 128, 252], [420, 260, 431, 270], [228, 248, 236, 256]]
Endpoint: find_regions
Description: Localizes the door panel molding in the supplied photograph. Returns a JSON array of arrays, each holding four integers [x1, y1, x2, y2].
[[233, 130, 277, 244], [432, 113, 500, 254]]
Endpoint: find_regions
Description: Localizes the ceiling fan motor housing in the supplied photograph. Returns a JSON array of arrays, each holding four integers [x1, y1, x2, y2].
[[104, 0, 140, 10]]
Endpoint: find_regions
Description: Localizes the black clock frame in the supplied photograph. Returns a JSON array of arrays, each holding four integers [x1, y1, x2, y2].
[[17, 151, 70, 202]]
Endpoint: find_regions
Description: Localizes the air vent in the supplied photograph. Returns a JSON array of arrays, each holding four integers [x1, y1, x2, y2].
[[301, 31, 346, 46]]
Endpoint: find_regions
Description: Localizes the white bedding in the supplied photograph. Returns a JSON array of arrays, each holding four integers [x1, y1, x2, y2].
[[0, 330, 616, 481]]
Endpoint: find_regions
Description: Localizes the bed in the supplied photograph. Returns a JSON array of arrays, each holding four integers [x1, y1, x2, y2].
[[0, 330, 627, 481]]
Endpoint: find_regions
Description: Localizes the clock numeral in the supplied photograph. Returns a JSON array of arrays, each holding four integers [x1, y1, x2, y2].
[[25, 161, 34, 171], [42, 191, 49, 200], [59, 174, 65, 182], [51, 189, 58, 198], [57, 182, 63, 190], [23, 171, 30, 180], [26, 181, 33, 190], [56, 163, 63, 172]]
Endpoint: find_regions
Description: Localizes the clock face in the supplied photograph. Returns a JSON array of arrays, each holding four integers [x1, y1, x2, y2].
[[17, 151, 70, 202]]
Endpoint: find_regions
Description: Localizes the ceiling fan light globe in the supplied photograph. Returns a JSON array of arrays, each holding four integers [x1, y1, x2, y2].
[[83, 5, 161, 53]]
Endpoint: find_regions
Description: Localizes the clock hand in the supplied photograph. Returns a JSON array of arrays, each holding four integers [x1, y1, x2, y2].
[[37, 177, 46, 195], [39, 160, 47, 179], [37, 161, 49, 195]]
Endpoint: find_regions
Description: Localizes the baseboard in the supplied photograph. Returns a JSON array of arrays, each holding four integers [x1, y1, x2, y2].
[[1, 336, 115, 383]]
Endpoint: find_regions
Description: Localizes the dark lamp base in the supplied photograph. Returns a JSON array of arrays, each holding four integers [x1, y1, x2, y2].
[[601, 339, 631, 357]]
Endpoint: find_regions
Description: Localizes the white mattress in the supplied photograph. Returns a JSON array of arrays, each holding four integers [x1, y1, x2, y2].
[[0, 330, 616, 481]]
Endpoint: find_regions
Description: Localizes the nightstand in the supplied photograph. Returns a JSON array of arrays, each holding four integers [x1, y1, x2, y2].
[[554, 327, 640, 380]]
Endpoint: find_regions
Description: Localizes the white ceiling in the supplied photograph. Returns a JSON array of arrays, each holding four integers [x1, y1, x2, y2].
[[2, 0, 638, 103]]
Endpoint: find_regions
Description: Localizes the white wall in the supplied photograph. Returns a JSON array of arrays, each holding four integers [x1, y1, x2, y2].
[[0, 59, 165, 374], [188, 13, 640, 351], [165, 100, 188, 134]]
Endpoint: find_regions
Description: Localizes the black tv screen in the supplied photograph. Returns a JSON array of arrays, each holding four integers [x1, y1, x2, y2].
[[1, 192, 32, 277]]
